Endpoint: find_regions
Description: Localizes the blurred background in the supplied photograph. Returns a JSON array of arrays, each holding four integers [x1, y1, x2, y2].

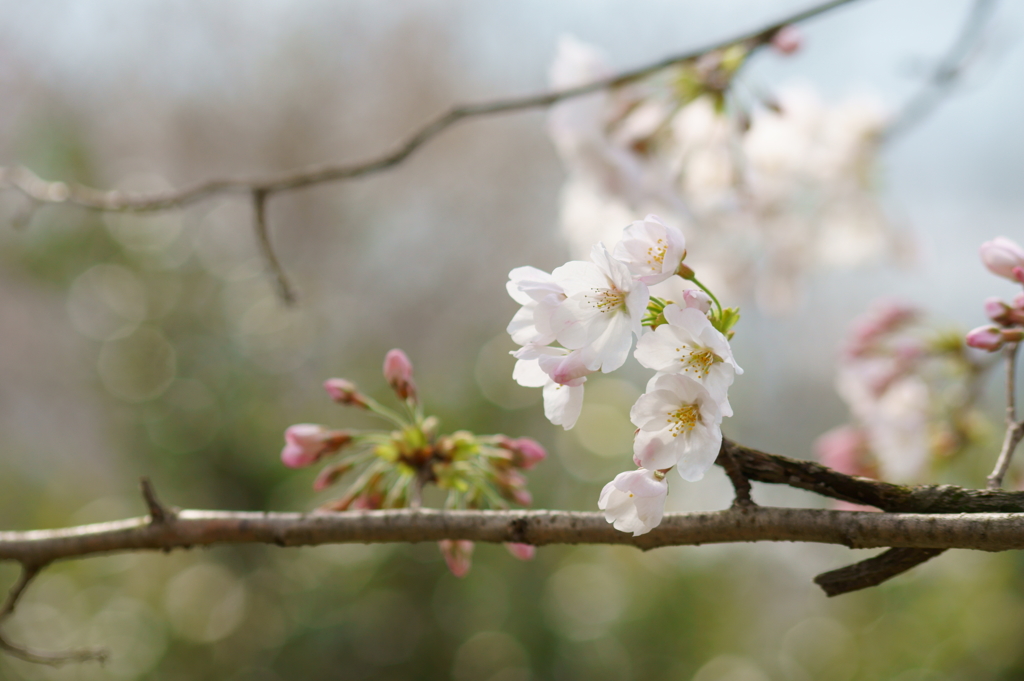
[[1, 0, 1024, 679]]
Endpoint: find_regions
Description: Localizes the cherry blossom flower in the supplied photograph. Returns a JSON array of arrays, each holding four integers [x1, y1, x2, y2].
[[630, 373, 723, 480], [634, 304, 742, 415], [598, 468, 669, 536], [506, 266, 566, 346], [511, 345, 593, 429], [549, 243, 650, 372], [612, 214, 687, 285], [865, 376, 931, 483], [980, 237, 1024, 282]]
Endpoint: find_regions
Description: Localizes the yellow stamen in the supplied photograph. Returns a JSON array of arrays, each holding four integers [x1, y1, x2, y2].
[[666, 404, 700, 437]]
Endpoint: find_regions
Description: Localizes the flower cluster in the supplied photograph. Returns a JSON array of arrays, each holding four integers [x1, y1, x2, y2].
[[281, 349, 544, 576], [548, 34, 902, 313], [966, 237, 1024, 352], [508, 214, 742, 535], [818, 301, 987, 486]]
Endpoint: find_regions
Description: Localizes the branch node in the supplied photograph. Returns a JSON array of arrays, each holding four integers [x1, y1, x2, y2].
[[139, 477, 176, 525], [716, 441, 756, 508]]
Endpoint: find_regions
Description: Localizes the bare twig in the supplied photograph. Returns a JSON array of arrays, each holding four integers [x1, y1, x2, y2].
[[813, 547, 947, 597], [988, 342, 1024, 489], [139, 477, 175, 525], [0, 563, 108, 667], [251, 189, 297, 305], [0, 0, 859, 216], [884, 0, 1000, 141]]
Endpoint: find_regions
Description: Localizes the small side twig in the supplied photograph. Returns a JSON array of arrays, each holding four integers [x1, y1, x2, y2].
[[988, 341, 1024, 489], [0, 563, 108, 667], [252, 189, 297, 305], [139, 477, 176, 525], [814, 547, 947, 597], [715, 442, 755, 507]]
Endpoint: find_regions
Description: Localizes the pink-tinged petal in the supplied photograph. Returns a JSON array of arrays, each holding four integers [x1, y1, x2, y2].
[[633, 428, 682, 470], [679, 289, 712, 313], [537, 348, 593, 386], [505, 543, 536, 561]]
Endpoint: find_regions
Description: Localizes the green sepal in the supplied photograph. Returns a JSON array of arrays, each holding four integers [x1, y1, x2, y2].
[[711, 306, 741, 338]]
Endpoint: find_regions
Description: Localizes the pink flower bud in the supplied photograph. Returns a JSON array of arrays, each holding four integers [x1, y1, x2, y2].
[[966, 325, 1006, 352], [323, 378, 369, 408], [512, 488, 533, 507], [980, 237, 1024, 281], [679, 289, 713, 314], [312, 462, 353, 491], [505, 542, 536, 561], [438, 540, 474, 578], [383, 349, 417, 402], [770, 25, 803, 55], [984, 297, 1011, 324], [350, 493, 383, 510], [281, 424, 351, 468], [498, 437, 547, 470]]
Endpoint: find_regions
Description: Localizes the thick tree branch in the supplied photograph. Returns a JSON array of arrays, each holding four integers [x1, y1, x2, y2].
[[5, 506, 1024, 566]]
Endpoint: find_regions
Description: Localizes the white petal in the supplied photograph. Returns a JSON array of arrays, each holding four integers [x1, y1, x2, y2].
[[543, 381, 584, 430], [512, 357, 548, 388]]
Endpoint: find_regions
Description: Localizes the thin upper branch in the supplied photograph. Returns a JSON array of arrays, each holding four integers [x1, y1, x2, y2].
[[884, 0, 1000, 140], [0, 0, 859, 214]]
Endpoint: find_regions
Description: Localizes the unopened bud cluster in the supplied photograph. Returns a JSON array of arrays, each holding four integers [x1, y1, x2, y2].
[[818, 300, 988, 487], [967, 237, 1024, 352], [280, 349, 546, 576]]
